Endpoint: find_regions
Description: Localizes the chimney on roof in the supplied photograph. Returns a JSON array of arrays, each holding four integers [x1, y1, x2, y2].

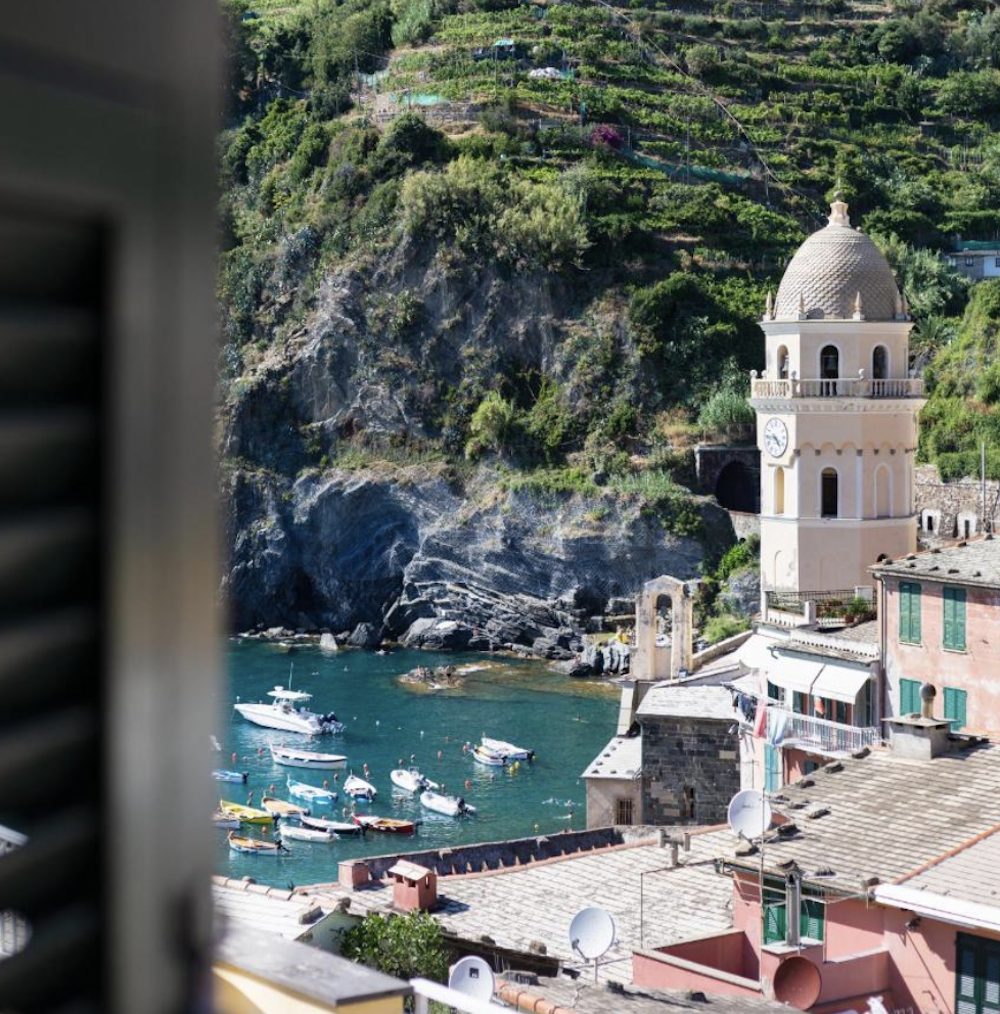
[[888, 682, 951, 759], [388, 861, 438, 913]]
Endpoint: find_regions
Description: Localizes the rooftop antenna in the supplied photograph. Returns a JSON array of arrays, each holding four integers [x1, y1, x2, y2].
[[570, 906, 615, 982], [728, 790, 772, 982], [448, 956, 496, 1002]]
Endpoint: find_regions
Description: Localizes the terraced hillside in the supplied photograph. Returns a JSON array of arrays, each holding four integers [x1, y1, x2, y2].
[[217, 0, 1000, 633]]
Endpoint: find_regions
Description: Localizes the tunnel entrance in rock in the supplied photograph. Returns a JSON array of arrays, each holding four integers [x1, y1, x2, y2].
[[715, 461, 758, 512]]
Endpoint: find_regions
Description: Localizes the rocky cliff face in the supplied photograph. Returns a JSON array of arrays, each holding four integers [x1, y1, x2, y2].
[[224, 464, 733, 656], [220, 240, 740, 652]]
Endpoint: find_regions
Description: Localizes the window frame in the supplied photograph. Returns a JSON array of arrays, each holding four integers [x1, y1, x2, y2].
[[957, 931, 1000, 1014], [943, 585, 968, 652], [898, 581, 922, 645], [944, 686, 968, 732], [900, 677, 921, 716]]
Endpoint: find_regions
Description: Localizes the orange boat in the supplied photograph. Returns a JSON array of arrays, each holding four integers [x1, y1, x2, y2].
[[351, 813, 416, 834]]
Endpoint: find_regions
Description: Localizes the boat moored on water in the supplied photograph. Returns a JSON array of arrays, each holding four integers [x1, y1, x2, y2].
[[278, 821, 338, 843], [219, 800, 275, 825], [286, 777, 337, 804], [300, 814, 364, 835], [228, 832, 288, 855], [481, 735, 534, 760], [472, 745, 506, 767], [261, 796, 310, 819], [213, 810, 240, 829], [270, 743, 347, 770], [212, 769, 248, 783], [389, 768, 437, 794], [352, 814, 416, 834], [344, 774, 377, 801], [234, 685, 344, 736], [420, 789, 475, 818]]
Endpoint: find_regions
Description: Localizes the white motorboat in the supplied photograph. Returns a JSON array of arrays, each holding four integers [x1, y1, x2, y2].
[[278, 821, 338, 843], [234, 686, 344, 736], [472, 745, 506, 767], [390, 768, 437, 794], [344, 774, 377, 801], [270, 743, 347, 770], [287, 777, 337, 804], [481, 735, 534, 760], [420, 789, 475, 818], [300, 813, 364, 835]]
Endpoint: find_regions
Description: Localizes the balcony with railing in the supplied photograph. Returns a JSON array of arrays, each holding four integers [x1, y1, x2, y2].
[[775, 709, 880, 756], [750, 374, 924, 400]]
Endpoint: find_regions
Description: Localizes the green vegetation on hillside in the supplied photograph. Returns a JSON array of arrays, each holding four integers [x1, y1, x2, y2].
[[219, 0, 1000, 495], [921, 280, 1000, 479]]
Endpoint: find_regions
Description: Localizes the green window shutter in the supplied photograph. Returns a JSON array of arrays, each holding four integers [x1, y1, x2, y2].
[[801, 898, 825, 942], [957, 932, 1000, 1013], [899, 582, 921, 643], [945, 687, 968, 732], [944, 587, 967, 651], [764, 744, 781, 793], [900, 678, 921, 716], [764, 902, 786, 945]]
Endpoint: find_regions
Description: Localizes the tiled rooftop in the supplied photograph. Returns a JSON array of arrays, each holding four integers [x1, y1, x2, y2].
[[498, 974, 793, 1013], [581, 734, 641, 780], [311, 832, 735, 983], [901, 824, 1000, 907], [212, 877, 329, 942], [870, 535, 1000, 587], [636, 685, 736, 721], [723, 742, 1000, 895]]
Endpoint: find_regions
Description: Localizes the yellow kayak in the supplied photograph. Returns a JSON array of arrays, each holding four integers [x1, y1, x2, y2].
[[219, 800, 274, 825]]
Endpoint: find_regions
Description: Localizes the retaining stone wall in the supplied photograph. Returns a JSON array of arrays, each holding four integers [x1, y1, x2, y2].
[[914, 464, 1000, 538]]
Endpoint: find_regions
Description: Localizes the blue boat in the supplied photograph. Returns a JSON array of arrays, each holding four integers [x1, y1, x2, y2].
[[212, 769, 248, 783]]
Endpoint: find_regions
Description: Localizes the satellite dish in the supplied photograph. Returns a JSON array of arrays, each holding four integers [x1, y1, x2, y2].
[[728, 789, 772, 839], [570, 907, 616, 960], [448, 956, 495, 1001]]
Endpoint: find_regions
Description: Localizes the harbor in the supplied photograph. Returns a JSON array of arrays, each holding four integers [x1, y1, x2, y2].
[[217, 639, 617, 887]]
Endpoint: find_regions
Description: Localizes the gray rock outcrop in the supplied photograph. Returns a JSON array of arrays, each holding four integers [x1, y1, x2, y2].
[[223, 465, 732, 653]]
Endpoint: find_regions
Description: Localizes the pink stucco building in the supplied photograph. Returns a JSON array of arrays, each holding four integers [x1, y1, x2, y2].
[[632, 725, 1000, 1012], [872, 535, 1000, 739]]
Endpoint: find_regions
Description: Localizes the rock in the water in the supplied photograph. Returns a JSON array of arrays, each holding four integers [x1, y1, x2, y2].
[[567, 659, 595, 679], [347, 622, 381, 649], [400, 617, 471, 651], [319, 632, 339, 652]]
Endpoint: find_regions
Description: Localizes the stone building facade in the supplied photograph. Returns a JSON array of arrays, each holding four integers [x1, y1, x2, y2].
[[637, 686, 739, 826], [914, 463, 1000, 539]]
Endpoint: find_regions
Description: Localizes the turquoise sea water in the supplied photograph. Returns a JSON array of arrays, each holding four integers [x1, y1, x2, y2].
[[216, 640, 618, 887]]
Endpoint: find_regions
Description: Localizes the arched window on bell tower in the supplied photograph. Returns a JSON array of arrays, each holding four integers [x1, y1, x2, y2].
[[872, 345, 888, 380], [820, 345, 839, 396], [777, 345, 789, 380], [821, 468, 839, 518], [774, 467, 785, 515]]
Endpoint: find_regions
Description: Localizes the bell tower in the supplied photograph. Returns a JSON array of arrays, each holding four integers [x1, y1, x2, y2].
[[750, 199, 926, 600]]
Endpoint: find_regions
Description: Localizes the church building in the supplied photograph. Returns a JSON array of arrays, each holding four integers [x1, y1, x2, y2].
[[735, 196, 927, 790]]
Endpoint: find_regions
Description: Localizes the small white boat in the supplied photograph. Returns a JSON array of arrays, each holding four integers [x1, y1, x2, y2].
[[390, 768, 437, 794], [213, 810, 240, 829], [482, 735, 534, 760], [420, 789, 476, 817], [279, 821, 338, 843], [270, 743, 347, 770], [287, 777, 337, 804], [261, 796, 310, 819], [235, 685, 344, 736], [300, 813, 364, 835], [344, 774, 377, 800], [472, 745, 506, 767]]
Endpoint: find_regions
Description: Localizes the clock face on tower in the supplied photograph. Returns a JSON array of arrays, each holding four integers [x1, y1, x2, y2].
[[764, 418, 788, 458]]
